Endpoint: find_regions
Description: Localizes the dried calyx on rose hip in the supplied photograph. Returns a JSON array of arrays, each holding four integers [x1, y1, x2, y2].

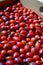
[[0, 1, 43, 65]]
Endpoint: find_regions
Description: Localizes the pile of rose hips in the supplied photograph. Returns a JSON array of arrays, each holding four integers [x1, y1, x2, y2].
[[0, 2, 43, 65]]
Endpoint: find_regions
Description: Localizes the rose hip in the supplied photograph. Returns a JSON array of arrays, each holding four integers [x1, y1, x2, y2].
[[0, 1, 43, 65]]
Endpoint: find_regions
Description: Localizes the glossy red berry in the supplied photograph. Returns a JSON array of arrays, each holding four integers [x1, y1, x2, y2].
[[13, 52, 19, 58], [33, 55, 40, 61], [0, 2, 43, 65], [5, 60, 14, 65]]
